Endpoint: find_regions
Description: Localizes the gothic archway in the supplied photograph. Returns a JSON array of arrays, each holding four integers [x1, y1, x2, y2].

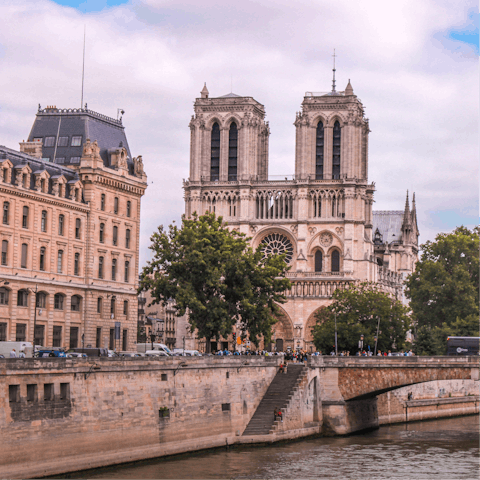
[[265, 306, 294, 352], [305, 306, 330, 353]]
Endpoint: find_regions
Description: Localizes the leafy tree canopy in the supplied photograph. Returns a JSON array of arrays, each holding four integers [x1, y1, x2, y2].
[[405, 226, 479, 330], [312, 282, 411, 355], [139, 212, 291, 350]]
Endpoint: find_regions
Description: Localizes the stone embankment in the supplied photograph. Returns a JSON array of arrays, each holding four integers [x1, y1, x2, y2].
[[1, 355, 478, 479]]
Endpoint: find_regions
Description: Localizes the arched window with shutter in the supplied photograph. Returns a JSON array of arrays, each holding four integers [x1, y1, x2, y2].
[[316, 121, 324, 180], [315, 250, 323, 272], [331, 250, 340, 272], [332, 121, 341, 179], [228, 122, 238, 181], [210, 122, 220, 181]]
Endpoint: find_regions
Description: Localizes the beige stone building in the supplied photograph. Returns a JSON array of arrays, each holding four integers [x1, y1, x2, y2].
[[0, 106, 147, 351], [183, 80, 419, 352]]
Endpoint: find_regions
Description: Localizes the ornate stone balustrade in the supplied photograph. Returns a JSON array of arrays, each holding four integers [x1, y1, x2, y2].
[[285, 278, 353, 298]]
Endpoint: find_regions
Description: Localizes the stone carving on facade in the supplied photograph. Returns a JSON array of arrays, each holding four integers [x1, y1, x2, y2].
[[118, 151, 128, 170], [290, 224, 298, 235], [52, 181, 59, 196], [335, 227, 344, 235], [133, 156, 144, 177], [249, 225, 257, 233], [308, 227, 317, 235], [320, 232, 333, 247]]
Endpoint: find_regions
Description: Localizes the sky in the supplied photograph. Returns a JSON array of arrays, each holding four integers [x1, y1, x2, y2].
[[0, 0, 478, 268]]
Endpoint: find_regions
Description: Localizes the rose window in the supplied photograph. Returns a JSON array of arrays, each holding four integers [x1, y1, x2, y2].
[[260, 233, 294, 263]]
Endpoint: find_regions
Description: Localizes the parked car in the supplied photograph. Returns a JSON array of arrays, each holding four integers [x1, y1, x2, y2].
[[66, 352, 87, 358], [118, 351, 143, 357], [145, 350, 170, 357], [35, 348, 67, 358], [69, 347, 108, 357]]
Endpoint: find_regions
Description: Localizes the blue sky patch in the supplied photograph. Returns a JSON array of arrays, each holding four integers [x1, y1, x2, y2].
[[447, 11, 479, 54], [52, 0, 129, 12]]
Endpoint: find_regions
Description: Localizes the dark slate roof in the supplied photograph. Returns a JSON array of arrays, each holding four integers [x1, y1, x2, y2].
[[27, 106, 133, 172], [372, 211, 404, 244], [0, 145, 84, 202]]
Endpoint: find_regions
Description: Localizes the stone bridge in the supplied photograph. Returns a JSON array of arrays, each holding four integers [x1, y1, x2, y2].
[[305, 355, 479, 434]]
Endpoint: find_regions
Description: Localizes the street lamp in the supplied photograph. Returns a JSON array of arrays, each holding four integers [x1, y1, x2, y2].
[[374, 315, 381, 356], [374, 335, 378, 356]]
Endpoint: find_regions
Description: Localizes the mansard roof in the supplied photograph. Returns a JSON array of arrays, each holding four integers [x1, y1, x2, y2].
[[218, 93, 242, 98], [27, 106, 133, 172], [0, 145, 85, 202], [372, 211, 404, 244]]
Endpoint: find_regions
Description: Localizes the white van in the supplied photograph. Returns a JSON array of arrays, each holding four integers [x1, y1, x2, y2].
[[0, 341, 33, 358], [173, 349, 202, 356], [145, 350, 170, 357], [136, 343, 171, 355]]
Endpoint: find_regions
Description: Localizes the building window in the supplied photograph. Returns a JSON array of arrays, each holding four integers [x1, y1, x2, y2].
[[55, 157, 65, 165], [0, 322, 6, 341], [124, 261, 129, 283], [53, 326, 62, 347], [125, 229, 130, 249], [228, 122, 238, 181], [27, 384, 37, 402], [9, 385, 20, 403], [331, 250, 340, 272], [74, 253, 80, 276], [0, 287, 9, 305], [99, 223, 105, 243], [112, 258, 117, 281], [97, 297, 102, 313], [110, 298, 115, 317], [210, 122, 220, 181], [36, 292, 46, 309], [98, 256, 104, 279], [2, 201, 9, 225], [57, 136, 69, 147], [316, 121, 324, 180], [126, 201, 131, 217], [315, 250, 323, 272], [109, 328, 114, 349], [122, 329, 127, 351], [69, 326, 79, 348], [34, 325, 44, 349], [1, 240, 7, 266], [16, 323, 26, 341], [40, 178, 46, 193], [332, 121, 341, 179], [100, 194, 105, 211], [44, 136, 56, 147], [71, 136, 82, 147], [21, 243, 28, 268], [60, 383, 70, 400], [70, 157, 81, 164], [17, 290, 28, 307], [71, 295, 81, 312], [54, 293, 64, 310], [96, 327, 102, 348], [40, 210, 47, 232], [58, 214, 64, 235], [113, 226, 118, 246], [114, 197, 119, 214], [57, 250, 63, 274], [22, 173, 28, 188], [39, 247, 46, 271], [75, 218, 81, 239], [123, 300, 128, 315], [22, 206, 29, 228]]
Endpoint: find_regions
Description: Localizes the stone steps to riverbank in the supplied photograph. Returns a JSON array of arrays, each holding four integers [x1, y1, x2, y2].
[[243, 364, 306, 436]]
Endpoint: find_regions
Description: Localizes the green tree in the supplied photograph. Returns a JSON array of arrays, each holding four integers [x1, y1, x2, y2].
[[139, 212, 291, 351], [405, 226, 479, 330], [312, 282, 411, 355]]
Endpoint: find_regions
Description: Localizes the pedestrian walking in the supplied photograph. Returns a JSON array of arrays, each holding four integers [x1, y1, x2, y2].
[[10, 348, 16, 358]]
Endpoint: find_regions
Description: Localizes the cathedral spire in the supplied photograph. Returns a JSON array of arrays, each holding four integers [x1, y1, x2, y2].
[[201, 83, 209, 99], [332, 49, 337, 93], [345, 79, 354, 96]]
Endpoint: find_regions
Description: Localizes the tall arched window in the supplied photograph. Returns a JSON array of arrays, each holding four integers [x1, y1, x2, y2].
[[58, 214, 64, 235], [1, 240, 7, 266], [36, 292, 47, 308], [99, 223, 105, 243], [17, 289, 28, 307], [100, 193, 105, 211], [125, 229, 131, 249], [41, 210, 47, 232], [0, 287, 9, 305], [113, 226, 118, 246], [114, 197, 119, 214], [57, 250, 63, 273], [332, 121, 341, 179], [210, 122, 220, 181], [316, 121, 324, 180], [124, 260, 129, 283], [74, 253, 80, 276], [54, 293, 64, 310], [315, 250, 323, 272], [2, 201, 9, 225], [331, 250, 340, 272], [112, 258, 117, 281], [98, 256, 104, 279], [228, 122, 238, 181], [126, 201, 131, 217], [39, 247, 46, 271], [71, 295, 81, 312]]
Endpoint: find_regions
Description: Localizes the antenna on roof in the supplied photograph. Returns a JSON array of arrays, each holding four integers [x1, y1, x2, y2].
[[81, 24, 86, 109], [332, 48, 337, 93]]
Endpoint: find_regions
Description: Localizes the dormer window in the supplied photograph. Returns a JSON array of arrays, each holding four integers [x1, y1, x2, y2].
[[44, 136, 56, 147], [57, 136, 69, 147], [71, 136, 82, 147]]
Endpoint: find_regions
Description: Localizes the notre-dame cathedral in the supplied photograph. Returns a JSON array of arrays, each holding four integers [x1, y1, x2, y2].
[[183, 79, 419, 352]]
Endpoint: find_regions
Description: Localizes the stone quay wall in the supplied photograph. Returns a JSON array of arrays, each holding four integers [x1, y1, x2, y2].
[[1, 356, 280, 479]]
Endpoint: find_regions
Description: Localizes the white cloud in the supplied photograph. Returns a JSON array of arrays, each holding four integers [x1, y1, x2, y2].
[[0, 0, 477, 267]]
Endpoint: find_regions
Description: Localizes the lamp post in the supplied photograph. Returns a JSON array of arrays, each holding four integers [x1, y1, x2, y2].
[[359, 334, 364, 355], [374, 315, 381, 356], [374, 335, 378, 356]]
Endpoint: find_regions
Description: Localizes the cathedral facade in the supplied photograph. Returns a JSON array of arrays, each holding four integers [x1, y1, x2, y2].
[[183, 81, 419, 352]]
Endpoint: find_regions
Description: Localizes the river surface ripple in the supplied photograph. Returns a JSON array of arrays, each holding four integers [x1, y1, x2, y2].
[[67, 416, 479, 480]]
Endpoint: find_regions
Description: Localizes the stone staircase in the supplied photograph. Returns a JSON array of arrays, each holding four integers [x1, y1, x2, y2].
[[242, 364, 307, 436]]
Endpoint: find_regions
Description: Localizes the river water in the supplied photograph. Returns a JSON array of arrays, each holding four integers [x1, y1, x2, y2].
[[67, 416, 478, 480]]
